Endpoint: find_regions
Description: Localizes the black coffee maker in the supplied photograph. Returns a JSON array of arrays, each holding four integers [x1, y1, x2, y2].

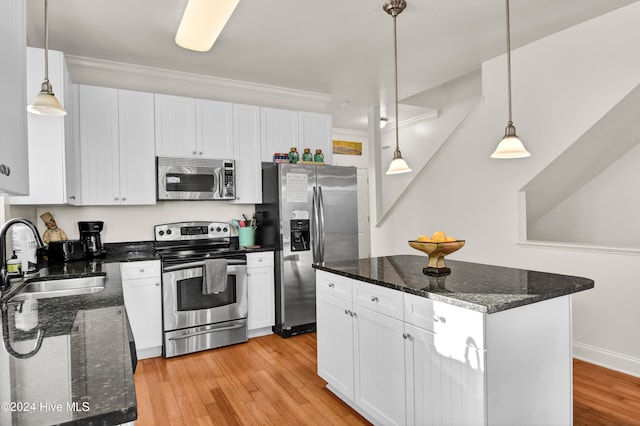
[[78, 221, 106, 258]]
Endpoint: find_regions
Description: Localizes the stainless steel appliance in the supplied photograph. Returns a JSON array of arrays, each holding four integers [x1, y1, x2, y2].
[[256, 164, 358, 337], [155, 221, 247, 357], [157, 157, 235, 201], [78, 221, 106, 258]]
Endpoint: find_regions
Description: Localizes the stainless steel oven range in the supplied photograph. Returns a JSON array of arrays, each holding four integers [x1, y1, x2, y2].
[[155, 221, 247, 357]]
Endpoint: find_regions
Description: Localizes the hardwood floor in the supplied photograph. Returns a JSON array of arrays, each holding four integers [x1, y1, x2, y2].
[[134, 333, 640, 425]]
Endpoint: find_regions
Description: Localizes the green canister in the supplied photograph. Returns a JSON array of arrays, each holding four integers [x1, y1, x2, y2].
[[302, 148, 313, 162], [314, 149, 324, 163], [288, 147, 299, 163]]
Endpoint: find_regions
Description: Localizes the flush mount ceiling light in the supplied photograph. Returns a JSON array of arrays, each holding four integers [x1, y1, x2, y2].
[[175, 0, 240, 52], [491, 0, 530, 159], [384, 0, 412, 175], [27, 0, 66, 116], [380, 117, 389, 129]]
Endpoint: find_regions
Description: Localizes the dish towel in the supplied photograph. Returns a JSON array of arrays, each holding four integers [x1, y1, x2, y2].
[[202, 258, 228, 294]]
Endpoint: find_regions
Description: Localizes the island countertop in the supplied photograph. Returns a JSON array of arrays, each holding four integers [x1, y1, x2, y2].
[[313, 255, 594, 313]]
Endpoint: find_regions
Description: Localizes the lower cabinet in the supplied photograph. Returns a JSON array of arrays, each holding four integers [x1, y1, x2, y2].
[[120, 260, 162, 359], [246, 251, 275, 338], [317, 270, 573, 426]]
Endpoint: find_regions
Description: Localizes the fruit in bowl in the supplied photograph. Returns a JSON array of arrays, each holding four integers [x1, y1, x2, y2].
[[409, 231, 465, 270]]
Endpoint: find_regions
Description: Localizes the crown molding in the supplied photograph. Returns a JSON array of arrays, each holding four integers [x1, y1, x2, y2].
[[64, 55, 333, 111]]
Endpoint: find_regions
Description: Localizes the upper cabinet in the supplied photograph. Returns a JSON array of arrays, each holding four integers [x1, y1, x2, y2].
[[79, 85, 156, 205], [0, 0, 29, 196], [260, 107, 333, 165], [11, 48, 80, 205], [233, 104, 261, 204], [155, 94, 234, 159]]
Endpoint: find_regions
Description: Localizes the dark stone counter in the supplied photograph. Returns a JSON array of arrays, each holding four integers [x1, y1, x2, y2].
[[0, 263, 136, 425], [313, 255, 594, 313]]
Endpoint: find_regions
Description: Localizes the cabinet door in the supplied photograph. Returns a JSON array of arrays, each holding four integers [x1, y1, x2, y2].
[[405, 323, 486, 426], [353, 306, 406, 426], [0, 0, 28, 196], [79, 85, 120, 205], [247, 265, 275, 331], [260, 107, 298, 162], [64, 78, 81, 205], [122, 277, 163, 357], [316, 291, 355, 401], [154, 94, 196, 157], [233, 104, 261, 204], [196, 99, 234, 158], [298, 111, 333, 165], [118, 90, 156, 205]]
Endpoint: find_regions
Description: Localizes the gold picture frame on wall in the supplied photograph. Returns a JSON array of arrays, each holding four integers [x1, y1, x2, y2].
[[332, 140, 362, 156]]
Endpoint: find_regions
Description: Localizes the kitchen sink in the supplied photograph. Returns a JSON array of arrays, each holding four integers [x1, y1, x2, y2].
[[9, 275, 107, 302]]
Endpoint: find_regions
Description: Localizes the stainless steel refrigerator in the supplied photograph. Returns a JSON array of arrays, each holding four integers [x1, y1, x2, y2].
[[256, 163, 359, 337]]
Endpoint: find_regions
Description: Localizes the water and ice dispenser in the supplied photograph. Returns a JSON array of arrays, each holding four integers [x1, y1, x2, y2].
[[290, 220, 310, 251]]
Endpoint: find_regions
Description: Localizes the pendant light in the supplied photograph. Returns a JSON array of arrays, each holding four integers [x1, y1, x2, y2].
[[491, 0, 529, 159], [175, 0, 240, 52], [28, 0, 67, 116], [384, 0, 412, 175]]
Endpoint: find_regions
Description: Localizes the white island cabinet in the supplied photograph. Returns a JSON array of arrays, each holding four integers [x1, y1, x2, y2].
[[316, 262, 581, 426]]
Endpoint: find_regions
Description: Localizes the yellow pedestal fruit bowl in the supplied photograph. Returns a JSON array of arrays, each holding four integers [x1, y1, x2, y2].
[[408, 231, 465, 275]]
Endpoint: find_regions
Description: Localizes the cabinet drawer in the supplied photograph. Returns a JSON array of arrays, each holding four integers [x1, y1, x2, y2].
[[246, 251, 274, 268], [316, 270, 352, 301], [404, 293, 485, 349], [120, 260, 161, 280], [352, 280, 403, 321]]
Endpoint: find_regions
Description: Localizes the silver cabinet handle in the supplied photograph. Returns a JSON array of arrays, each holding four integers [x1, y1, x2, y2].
[[122, 196, 127, 201], [402, 333, 411, 340], [434, 315, 446, 323], [344, 309, 350, 315], [155, 282, 160, 286], [114, 196, 119, 201], [69, 195, 76, 200], [139, 268, 145, 273], [0, 164, 11, 176], [351, 311, 357, 318], [371, 296, 379, 303], [192, 150, 197, 155], [328, 283, 335, 288], [198, 151, 203, 155]]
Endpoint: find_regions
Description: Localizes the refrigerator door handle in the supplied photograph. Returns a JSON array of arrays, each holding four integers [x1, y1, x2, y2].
[[312, 186, 319, 263], [318, 186, 326, 262]]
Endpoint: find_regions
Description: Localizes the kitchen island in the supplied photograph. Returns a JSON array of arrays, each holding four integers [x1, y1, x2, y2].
[[313, 255, 594, 426], [0, 259, 140, 426]]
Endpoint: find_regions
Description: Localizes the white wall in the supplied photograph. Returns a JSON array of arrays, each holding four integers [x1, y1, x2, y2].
[[371, 3, 640, 376]]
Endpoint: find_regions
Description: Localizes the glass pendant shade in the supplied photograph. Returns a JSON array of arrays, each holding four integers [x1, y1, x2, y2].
[[491, 122, 530, 158], [386, 150, 412, 174], [28, 80, 66, 116], [29, 0, 66, 116], [175, 0, 240, 52]]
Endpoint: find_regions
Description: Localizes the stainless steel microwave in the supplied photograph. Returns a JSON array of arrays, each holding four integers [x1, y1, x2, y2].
[[157, 157, 236, 201]]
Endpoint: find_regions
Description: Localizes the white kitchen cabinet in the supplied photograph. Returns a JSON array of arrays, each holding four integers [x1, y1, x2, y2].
[[316, 271, 405, 425], [299, 111, 333, 165], [247, 251, 275, 337], [260, 107, 333, 164], [11, 48, 80, 205], [121, 260, 162, 359], [260, 107, 298, 163], [155, 94, 234, 159], [0, 0, 29, 196], [79, 85, 155, 205], [233, 104, 262, 204]]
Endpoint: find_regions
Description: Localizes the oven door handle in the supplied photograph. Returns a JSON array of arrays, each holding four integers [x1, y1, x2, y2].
[[167, 323, 246, 341], [163, 259, 246, 273]]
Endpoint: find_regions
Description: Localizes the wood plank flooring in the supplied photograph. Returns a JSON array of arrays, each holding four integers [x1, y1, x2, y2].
[[134, 333, 640, 425]]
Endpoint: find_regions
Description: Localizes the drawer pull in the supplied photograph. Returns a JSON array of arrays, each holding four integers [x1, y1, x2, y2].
[[155, 282, 160, 287], [350, 311, 357, 318], [344, 309, 350, 316], [434, 315, 446, 324], [371, 296, 379, 303], [402, 333, 411, 340], [328, 283, 335, 288], [139, 268, 145, 273]]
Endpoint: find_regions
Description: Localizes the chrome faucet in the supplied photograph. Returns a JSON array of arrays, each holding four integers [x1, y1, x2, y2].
[[0, 218, 45, 292]]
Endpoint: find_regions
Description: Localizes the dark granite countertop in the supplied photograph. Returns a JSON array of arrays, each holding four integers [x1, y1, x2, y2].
[[313, 255, 594, 314], [0, 262, 137, 425]]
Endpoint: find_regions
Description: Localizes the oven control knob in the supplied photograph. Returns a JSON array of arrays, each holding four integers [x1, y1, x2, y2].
[[223, 227, 228, 232], [216, 227, 221, 232], [167, 229, 172, 235], [159, 230, 164, 236]]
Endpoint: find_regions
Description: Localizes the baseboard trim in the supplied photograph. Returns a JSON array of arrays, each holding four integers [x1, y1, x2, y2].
[[573, 341, 640, 378]]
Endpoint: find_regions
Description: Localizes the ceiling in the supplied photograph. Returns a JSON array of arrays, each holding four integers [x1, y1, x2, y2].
[[26, 0, 638, 131]]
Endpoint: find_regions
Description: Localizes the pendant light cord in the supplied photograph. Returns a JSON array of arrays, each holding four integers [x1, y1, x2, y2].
[[44, 0, 50, 85], [393, 13, 400, 153], [505, 0, 512, 125]]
